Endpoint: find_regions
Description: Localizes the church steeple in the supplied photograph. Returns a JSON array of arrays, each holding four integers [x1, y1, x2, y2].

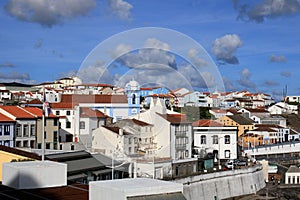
[[125, 80, 141, 116]]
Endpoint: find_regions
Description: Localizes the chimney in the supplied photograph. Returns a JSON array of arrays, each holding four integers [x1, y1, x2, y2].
[[119, 128, 123, 136]]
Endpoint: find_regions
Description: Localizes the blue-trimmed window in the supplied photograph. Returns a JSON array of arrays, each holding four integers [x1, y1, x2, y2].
[[4, 125, 10, 135]]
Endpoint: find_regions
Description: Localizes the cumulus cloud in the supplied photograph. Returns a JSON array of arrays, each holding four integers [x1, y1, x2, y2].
[[238, 68, 256, 90], [111, 44, 132, 59], [234, 0, 300, 23], [280, 71, 291, 77], [187, 48, 209, 68], [65, 60, 114, 84], [222, 76, 236, 91], [211, 34, 242, 65], [0, 62, 15, 68], [113, 63, 214, 90], [269, 54, 286, 62], [0, 71, 30, 82], [4, 0, 96, 27], [108, 0, 133, 20], [116, 38, 177, 70], [144, 38, 170, 51]]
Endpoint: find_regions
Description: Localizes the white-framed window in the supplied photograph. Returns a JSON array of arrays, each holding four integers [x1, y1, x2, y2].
[[212, 135, 218, 144], [225, 150, 231, 158], [79, 121, 85, 129], [225, 135, 230, 144], [200, 135, 206, 144]]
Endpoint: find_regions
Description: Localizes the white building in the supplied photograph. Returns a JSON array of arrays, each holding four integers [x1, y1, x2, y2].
[[92, 126, 138, 157], [0, 106, 36, 148], [192, 120, 238, 161], [285, 165, 300, 184]]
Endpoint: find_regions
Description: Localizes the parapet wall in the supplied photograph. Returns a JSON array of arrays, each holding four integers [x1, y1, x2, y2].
[[173, 165, 265, 200]]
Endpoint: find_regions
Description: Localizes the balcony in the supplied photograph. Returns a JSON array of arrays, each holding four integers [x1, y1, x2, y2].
[[175, 144, 187, 150], [175, 131, 187, 137]]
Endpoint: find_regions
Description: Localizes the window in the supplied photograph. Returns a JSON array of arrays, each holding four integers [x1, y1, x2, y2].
[[46, 143, 50, 149], [44, 131, 47, 139], [225, 135, 230, 144], [80, 121, 85, 129], [129, 147, 132, 153], [66, 121, 71, 128], [212, 135, 218, 144], [30, 124, 35, 136], [56, 111, 60, 115], [53, 119, 58, 126], [71, 144, 74, 150], [16, 141, 21, 147], [225, 150, 231, 158], [0, 125, 2, 135], [53, 131, 58, 141], [128, 138, 132, 144], [37, 143, 42, 149], [4, 125, 10, 135], [200, 135, 206, 144], [66, 110, 71, 116]]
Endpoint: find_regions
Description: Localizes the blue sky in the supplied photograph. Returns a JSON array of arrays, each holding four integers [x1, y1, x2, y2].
[[0, 0, 300, 100]]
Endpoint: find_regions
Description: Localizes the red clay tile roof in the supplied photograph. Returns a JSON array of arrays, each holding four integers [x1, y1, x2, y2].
[[60, 94, 128, 104], [156, 113, 190, 124], [23, 107, 57, 118], [51, 102, 78, 109], [192, 119, 223, 127], [103, 126, 131, 135], [130, 118, 152, 126], [148, 94, 174, 98], [80, 107, 107, 118], [27, 99, 43, 104], [0, 106, 36, 119], [0, 113, 15, 122]]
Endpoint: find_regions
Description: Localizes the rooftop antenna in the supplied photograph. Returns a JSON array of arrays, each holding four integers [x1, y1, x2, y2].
[[283, 84, 287, 102]]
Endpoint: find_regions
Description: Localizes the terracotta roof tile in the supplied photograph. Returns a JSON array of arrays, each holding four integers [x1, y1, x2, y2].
[[51, 102, 78, 109], [156, 113, 190, 124], [0, 113, 15, 122], [23, 107, 57, 118], [0, 106, 36, 119], [103, 126, 131, 135], [61, 94, 128, 104], [80, 107, 107, 118], [192, 119, 223, 127]]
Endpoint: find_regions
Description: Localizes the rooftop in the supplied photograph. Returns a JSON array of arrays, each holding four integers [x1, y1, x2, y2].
[[0, 106, 36, 119], [192, 119, 223, 127]]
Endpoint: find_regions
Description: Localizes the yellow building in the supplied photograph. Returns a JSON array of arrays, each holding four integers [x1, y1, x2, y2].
[[0, 145, 40, 181], [217, 114, 255, 137]]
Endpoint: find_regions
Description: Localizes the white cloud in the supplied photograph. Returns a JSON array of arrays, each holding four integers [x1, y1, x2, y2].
[[238, 68, 256, 90], [222, 76, 236, 91], [235, 0, 300, 23], [108, 0, 133, 20], [67, 60, 114, 84], [211, 34, 242, 65], [269, 54, 286, 62], [187, 48, 208, 68], [4, 0, 96, 27], [111, 43, 133, 59], [116, 38, 176, 70], [144, 38, 170, 51], [0, 71, 31, 82]]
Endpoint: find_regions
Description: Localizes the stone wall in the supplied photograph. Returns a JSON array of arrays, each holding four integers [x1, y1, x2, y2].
[[173, 165, 265, 200]]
